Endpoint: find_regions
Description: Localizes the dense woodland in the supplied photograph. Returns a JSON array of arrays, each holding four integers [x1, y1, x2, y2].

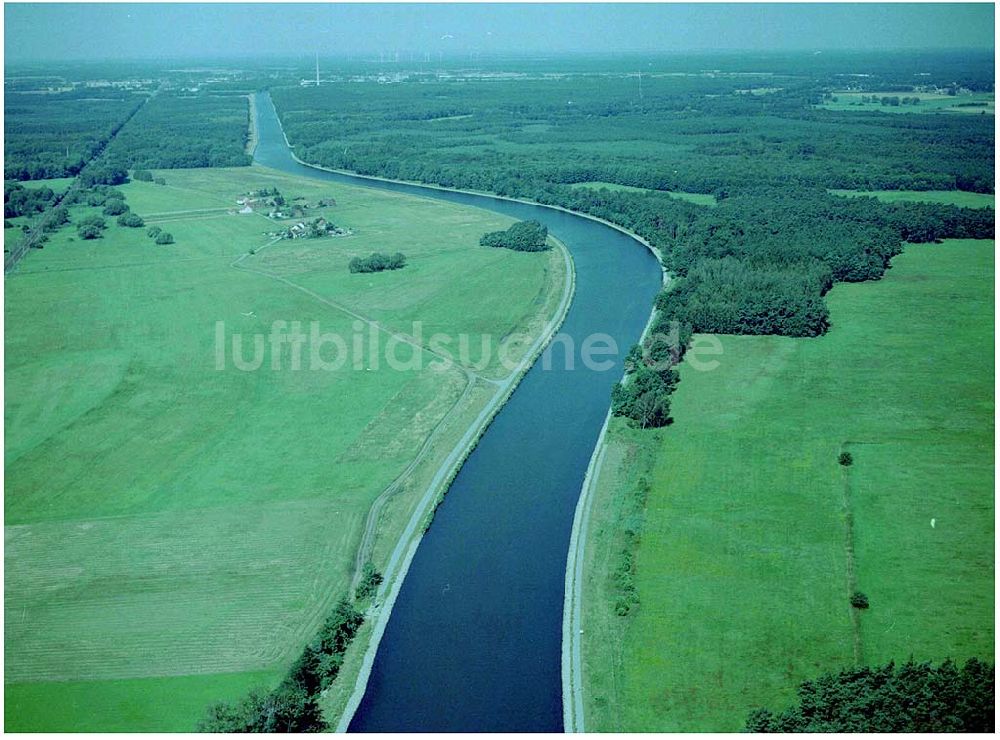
[[746, 658, 994, 732], [103, 93, 252, 169], [4, 86, 251, 182], [4, 92, 143, 180], [270, 58, 993, 427]]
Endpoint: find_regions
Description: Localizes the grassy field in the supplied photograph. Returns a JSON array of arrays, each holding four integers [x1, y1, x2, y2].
[[568, 181, 717, 206], [4, 165, 565, 730], [581, 239, 994, 731], [819, 91, 994, 115], [6, 176, 76, 194], [830, 189, 994, 209]]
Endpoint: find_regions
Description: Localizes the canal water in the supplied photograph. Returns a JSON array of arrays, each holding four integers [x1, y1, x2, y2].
[[254, 92, 661, 732]]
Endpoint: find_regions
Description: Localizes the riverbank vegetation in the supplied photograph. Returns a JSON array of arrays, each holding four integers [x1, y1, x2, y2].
[[4, 165, 567, 731], [199, 598, 364, 732]]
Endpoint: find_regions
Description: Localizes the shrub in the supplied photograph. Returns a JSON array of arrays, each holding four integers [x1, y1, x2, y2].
[[155, 231, 175, 245], [355, 562, 384, 602], [839, 451, 853, 467], [102, 198, 128, 216], [76, 215, 107, 240], [146, 226, 162, 238], [349, 252, 406, 273], [117, 212, 145, 228], [77, 223, 103, 240], [43, 206, 70, 231], [850, 591, 870, 609], [132, 169, 154, 182]]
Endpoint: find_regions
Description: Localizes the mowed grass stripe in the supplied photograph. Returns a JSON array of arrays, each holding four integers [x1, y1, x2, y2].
[[5, 498, 363, 682], [829, 189, 995, 209], [5, 670, 280, 732], [586, 239, 993, 731]]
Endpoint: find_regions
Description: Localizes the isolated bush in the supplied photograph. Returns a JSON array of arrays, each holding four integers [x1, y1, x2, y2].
[[76, 215, 107, 239], [77, 224, 103, 240], [146, 225, 161, 238], [102, 198, 128, 216], [851, 591, 870, 609], [349, 251, 406, 273], [839, 451, 854, 466], [117, 212, 144, 228], [154, 231, 175, 245]]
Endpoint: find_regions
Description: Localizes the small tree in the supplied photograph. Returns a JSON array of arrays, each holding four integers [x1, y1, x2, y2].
[[850, 591, 870, 609], [146, 226, 162, 238], [155, 231, 175, 245], [355, 562, 384, 602], [838, 451, 853, 467]]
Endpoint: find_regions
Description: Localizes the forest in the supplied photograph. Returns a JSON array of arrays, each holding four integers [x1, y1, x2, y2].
[[3, 91, 143, 180], [746, 658, 993, 732], [270, 69, 993, 360], [103, 93, 252, 169]]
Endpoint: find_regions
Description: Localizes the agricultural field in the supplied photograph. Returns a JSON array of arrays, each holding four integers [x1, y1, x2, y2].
[[569, 181, 717, 206], [581, 239, 994, 731], [4, 165, 566, 730], [830, 189, 994, 209], [819, 91, 994, 114]]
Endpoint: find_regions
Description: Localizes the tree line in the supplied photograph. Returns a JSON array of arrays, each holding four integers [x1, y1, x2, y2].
[[198, 556, 383, 732], [199, 598, 365, 732]]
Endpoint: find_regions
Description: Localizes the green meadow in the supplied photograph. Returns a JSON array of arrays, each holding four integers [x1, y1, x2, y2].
[[569, 181, 717, 206], [4, 165, 565, 730], [830, 188, 995, 209], [581, 239, 994, 731], [819, 91, 994, 114]]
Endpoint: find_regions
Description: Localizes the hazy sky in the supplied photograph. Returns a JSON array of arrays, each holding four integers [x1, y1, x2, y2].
[[4, 3, 995, 62]]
